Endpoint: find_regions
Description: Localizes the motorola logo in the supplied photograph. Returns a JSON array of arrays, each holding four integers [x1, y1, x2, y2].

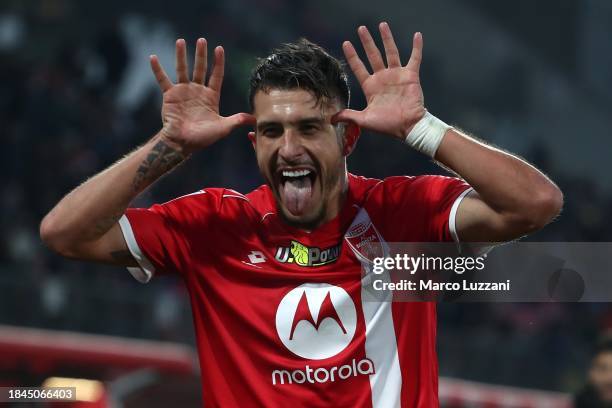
[[275, 283, 357, 360]]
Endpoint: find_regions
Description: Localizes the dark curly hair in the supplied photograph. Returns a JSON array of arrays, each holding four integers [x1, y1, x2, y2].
[[248, 38, 350, 111]]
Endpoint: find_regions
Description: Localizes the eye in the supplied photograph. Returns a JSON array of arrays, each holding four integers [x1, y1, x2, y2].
[[261, 127, 282, 138], [300, 124, 319, 134]]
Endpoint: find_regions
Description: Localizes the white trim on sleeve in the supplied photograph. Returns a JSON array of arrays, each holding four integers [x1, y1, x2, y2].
[[118, 215, 155, 283], [448, 187, 497, 256], [449, 187, 474, 244]]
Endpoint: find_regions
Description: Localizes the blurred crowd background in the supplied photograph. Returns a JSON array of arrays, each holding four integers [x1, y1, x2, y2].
[[2, 0, 612, 401]]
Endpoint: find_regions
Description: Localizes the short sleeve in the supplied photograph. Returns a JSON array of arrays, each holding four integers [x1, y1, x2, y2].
[[380, 175, 473, 243], [118, 189, 221, 283]]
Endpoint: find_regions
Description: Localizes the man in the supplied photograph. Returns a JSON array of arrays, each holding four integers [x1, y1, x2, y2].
[[576, 337, 612, 408], [40, 22, 562, 407]]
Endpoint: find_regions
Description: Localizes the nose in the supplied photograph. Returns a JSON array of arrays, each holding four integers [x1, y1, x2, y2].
[[278, 129, 306, 162]]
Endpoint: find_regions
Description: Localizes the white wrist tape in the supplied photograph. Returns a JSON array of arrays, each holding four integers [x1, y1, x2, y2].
[[404, 112, 451, 158]]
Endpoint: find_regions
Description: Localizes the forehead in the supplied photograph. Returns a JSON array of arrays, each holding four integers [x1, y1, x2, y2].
[[253, 89, 337, 121]]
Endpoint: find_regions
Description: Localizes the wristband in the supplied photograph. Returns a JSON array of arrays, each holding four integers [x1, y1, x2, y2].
[[404, 112, 451, 158]]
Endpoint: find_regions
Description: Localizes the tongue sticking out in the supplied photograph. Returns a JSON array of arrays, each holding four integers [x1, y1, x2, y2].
[[282, 177, 313, 215]]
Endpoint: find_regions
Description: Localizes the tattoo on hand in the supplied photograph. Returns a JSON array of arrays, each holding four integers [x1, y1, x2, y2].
[[132, 139, 184, 192]]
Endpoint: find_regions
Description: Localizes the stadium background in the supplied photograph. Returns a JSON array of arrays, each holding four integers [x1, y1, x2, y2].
[[1, 0, 611, 406]]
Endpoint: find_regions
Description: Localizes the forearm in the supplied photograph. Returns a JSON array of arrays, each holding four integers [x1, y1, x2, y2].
[[336, 23, 562, 237], [435, 128, 563, 227], [40, 132, 186, 251]]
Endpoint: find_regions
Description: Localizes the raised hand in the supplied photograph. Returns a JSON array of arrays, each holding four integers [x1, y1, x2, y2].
[[150, 38, 255, 155], [333, 22, 426, 140]]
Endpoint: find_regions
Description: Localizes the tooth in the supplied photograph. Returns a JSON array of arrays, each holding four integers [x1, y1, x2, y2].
[[281, 169, 312, 178]]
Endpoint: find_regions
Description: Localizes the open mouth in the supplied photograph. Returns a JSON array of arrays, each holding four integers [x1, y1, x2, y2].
[[276, 167, 318, 216]]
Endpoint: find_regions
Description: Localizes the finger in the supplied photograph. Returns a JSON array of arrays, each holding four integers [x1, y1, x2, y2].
[[208, 46, 225, 92], [379, 22, 401, 68], [331, 109, 364, 125], [223, 113, 257, 131], [342, 41, 370, 86], [192, 38, 208, 84], [175, 39, 189, 83], [358, 26, 386, 72], [149, 55, 173, 92], [406, 32, 423, 73]]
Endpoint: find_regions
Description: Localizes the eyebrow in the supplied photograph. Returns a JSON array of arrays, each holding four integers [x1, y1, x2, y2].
[[256, 117, 326, 132]]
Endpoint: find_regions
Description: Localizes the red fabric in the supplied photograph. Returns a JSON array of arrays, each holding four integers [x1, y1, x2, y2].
[[124, 173, 470, 407]]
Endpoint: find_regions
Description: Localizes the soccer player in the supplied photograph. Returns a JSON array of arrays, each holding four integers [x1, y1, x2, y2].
[[40, 23, 562, 407]]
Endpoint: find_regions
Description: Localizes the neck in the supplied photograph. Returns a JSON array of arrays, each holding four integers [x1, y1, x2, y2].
[[325, 170, 349, 222]]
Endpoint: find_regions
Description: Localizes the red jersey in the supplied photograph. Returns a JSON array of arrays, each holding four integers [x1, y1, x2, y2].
[[119, 173, 472, 407]]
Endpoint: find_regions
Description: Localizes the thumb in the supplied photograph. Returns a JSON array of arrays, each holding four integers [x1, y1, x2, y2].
[[332, 109, 364, 125], [224, 112, 257, 130]]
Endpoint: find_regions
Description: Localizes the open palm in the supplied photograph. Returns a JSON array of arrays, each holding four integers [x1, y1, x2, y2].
[[334, 23, 426, 140], [150, 38, 254, 155]]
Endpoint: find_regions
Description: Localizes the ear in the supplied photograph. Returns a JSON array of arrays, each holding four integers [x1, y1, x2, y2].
[[248, 131, 256, 150], [342, 122, 360, 156]]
